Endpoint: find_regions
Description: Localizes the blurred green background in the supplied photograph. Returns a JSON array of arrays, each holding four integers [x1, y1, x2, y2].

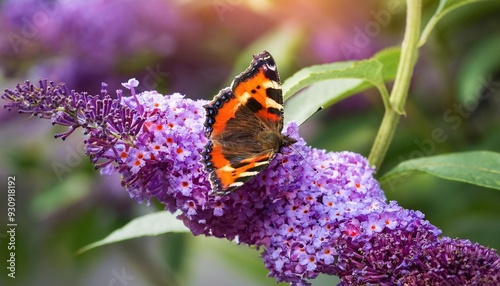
[[0, 0, 499, 285]]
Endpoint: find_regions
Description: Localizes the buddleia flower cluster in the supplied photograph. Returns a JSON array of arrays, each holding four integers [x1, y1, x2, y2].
[[3, 79, 499, 285]]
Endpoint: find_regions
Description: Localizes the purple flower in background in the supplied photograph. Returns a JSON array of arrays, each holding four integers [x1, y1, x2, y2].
[[2, 79, 499, 285], [0, 0, 183, 91], [1, 0, 180, 56]]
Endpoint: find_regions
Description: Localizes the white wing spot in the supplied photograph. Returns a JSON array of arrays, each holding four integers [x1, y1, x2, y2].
[[266, 63, 277, 71]]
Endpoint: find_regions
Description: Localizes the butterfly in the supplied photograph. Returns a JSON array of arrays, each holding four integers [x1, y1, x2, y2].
[[202, 51, 297, 195]]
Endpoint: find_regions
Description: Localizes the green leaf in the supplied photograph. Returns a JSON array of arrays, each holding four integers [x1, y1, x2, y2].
[[419, 0, 487, 47], [32, 174, 91, 218], [380, 151, 500, 190], [283, 47, 400, 125], [77, 211, 189, 254], [374, 47, 402, 81], [456, 36, 500, 106]]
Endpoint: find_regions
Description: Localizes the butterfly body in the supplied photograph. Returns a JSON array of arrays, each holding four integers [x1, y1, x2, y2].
[[202, 51, 296, 195]]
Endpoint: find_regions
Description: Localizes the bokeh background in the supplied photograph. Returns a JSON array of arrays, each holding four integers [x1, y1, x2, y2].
[[0, 0, 499, 285]]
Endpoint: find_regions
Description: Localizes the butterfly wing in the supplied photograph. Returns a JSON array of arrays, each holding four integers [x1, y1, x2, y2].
[[203, 88, 276, 194], [205, 141, 274, 194], [232, 51, 284, 133], [203, 51, 287, 195]]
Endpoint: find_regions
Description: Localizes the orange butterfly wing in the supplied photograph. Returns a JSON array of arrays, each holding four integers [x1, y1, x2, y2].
[[202, 51, 296, 195]]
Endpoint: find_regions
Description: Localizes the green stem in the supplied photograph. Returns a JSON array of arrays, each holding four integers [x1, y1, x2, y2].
[[368, 0, 422, 170]]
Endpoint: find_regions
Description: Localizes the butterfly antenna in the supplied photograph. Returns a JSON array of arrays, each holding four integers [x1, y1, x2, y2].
[[286, 144, 318, 173], [286, 106, 323, 136], [302, 106, 324, 126]]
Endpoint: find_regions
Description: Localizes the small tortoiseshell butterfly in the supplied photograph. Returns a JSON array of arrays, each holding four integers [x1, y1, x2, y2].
[[202, 51, 297, 195]]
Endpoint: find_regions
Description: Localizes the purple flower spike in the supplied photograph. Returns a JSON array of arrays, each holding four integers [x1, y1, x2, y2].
[[2, 80, 499, 285]]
